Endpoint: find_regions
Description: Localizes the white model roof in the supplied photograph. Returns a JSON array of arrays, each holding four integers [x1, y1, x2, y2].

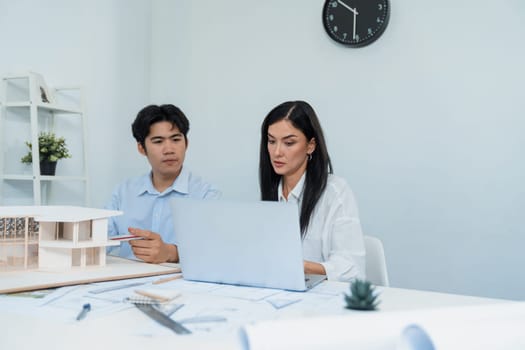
[[0, 206, 122, 222]]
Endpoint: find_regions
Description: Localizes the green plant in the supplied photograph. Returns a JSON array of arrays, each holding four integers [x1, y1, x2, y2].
[[20, 132, 71, 164], [344, 279, 380, 311]]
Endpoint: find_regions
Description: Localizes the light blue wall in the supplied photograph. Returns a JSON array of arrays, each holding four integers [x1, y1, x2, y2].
[[0, 0, 152, 206], [1, 0, 523, 300], [150, 0, 525, 299]]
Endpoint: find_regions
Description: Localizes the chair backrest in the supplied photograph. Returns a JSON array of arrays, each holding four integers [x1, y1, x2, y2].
[[364, 235, 389, 286]]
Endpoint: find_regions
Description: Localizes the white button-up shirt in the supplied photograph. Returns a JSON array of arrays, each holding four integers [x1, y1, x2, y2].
[[278, 173, 365, 281]]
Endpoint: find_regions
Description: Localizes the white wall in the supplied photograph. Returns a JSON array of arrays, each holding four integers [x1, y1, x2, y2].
[[1, 0, 524, 300], [0, 0, 151, 206], [150, 0, 525, 300]]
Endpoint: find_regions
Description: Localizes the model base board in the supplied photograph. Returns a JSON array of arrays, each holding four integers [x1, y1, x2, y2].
[[0, 256, 180, 294]]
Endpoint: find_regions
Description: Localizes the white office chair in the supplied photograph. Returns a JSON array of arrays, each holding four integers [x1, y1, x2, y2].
[[364, 235, 389, 287]]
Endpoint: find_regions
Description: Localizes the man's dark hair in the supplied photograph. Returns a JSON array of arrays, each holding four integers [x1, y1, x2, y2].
[[131, 104, 190, 148]]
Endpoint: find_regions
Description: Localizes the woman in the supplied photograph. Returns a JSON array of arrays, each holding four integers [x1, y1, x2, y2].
[[259, 100, 365, 281]]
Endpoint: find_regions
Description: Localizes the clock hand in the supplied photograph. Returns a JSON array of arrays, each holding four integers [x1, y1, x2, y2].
[[353, 11, 357, 39], [337, 0, 359, 16], [337, 0, 359, 39]]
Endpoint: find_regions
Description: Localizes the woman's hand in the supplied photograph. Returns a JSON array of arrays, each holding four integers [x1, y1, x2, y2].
[[304, 260, 326, 275]]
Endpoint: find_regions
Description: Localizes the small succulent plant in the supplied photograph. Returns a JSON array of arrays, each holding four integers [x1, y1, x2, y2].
[[344, 279, 379, 311]]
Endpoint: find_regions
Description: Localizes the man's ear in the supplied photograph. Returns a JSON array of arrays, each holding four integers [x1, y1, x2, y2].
[[185, 138, 189, 149], [137, 142, 147, 156]]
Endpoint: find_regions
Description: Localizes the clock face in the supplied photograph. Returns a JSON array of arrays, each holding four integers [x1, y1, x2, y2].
[[322, 0, 390, 47]]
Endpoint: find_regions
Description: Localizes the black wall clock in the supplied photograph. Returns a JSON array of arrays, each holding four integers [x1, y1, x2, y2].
[[322, 0, 390, 47]]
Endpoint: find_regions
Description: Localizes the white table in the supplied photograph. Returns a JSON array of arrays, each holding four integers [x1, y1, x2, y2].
[[0, 277, 511, 350]]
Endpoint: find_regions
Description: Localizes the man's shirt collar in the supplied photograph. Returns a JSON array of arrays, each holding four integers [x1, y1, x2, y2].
[[137, 167, 190, 196]]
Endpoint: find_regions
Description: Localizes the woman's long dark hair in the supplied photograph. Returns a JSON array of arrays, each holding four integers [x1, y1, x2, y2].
[[259, 101, 333, 236]]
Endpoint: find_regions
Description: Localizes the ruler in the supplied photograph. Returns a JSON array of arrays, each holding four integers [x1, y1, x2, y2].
[[134, 303, 191, 335]]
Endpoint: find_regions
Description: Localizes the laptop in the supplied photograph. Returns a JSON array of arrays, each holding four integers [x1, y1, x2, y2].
[[171, 197, 326, 292]]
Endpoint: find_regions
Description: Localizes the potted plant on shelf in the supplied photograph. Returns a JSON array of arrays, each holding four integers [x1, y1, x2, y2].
[[20, 132, 71, 176]]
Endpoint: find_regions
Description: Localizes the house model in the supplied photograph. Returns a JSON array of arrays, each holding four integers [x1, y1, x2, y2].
[[0, 206, 122, 272]]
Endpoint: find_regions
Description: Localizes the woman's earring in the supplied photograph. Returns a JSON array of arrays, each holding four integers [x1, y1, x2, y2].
[[308, 153, 312, 161]]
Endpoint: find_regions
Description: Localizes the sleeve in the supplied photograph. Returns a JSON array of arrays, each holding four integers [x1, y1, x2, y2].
[[319, 184, 366, 282], [187, 172, 222, 199], [203, 186, 222, 199]]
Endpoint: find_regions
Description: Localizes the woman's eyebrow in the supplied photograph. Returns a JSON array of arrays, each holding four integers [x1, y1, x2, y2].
[[268, 133, 298, 139]]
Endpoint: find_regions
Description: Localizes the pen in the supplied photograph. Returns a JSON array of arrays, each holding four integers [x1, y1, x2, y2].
[[76, 303, 91, 321], [110, 234, 145, 241], [152, 274, 183, 285]]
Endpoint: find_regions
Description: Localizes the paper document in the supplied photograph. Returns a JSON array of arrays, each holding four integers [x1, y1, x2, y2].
[[240, 302, 525, 350]]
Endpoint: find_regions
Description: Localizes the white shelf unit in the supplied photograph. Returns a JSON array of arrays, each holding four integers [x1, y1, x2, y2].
[[0, 73, 89, 206]]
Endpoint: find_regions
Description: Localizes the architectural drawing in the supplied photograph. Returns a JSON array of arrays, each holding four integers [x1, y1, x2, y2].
[[0, 206, 122, 271]]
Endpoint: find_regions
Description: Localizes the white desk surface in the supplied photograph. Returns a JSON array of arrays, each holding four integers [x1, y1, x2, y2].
[[0, 272, 513, 350]]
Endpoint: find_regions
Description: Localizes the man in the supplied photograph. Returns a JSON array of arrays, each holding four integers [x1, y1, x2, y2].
[[106, 104, 220, 263]]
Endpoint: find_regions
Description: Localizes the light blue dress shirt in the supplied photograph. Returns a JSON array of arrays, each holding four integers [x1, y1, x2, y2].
[[105, 167, 221, 259]]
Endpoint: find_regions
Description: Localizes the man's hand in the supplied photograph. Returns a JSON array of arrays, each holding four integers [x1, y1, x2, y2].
[[128, 227, 179, 264]]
